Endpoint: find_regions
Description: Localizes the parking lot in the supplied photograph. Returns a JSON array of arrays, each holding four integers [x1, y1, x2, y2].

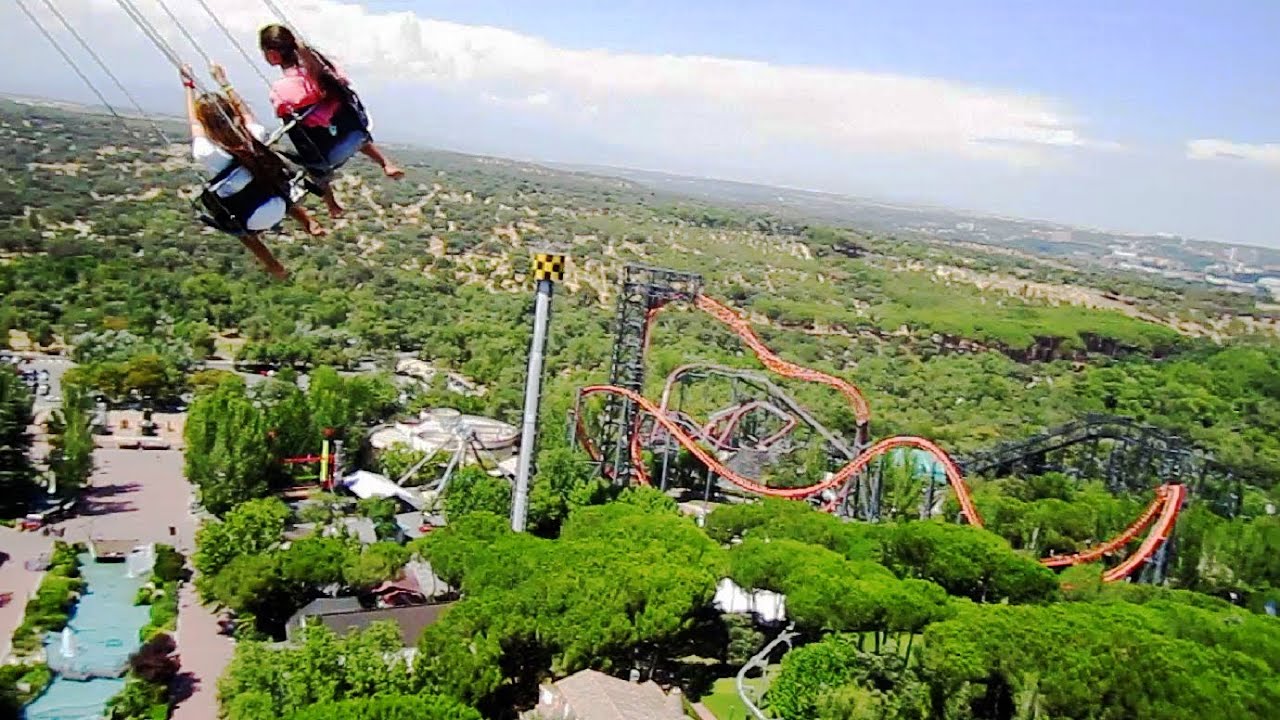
[[2, 351, 73, 411]]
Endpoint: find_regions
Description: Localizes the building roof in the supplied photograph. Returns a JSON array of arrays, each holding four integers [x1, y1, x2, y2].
[[285, 516, 379, 545], [550, 670, 685, 720], [405, 559, 454, 599], [294, 596, 363, 619], [342, 516, 379, 545], [313, 603, 454, 647]]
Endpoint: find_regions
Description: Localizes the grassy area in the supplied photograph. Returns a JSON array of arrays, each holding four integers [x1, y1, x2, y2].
[[700, 674, 770, 720], [9, 542, 85, 658], [136, 545, 185, 641]]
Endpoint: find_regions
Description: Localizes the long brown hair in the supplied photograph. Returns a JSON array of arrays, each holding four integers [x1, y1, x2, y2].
[[194, 93, 290, 195], [259, 24, 346, 100]]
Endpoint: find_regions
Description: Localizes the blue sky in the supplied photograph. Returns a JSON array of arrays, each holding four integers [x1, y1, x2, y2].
[[4, 0, 1277, 246], [385, 0, 1280, 145]]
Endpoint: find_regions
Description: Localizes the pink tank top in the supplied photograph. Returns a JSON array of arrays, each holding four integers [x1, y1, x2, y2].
[[269, 65, 344, 127]]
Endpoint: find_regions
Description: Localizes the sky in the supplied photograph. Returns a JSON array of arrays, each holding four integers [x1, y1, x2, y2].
[[3, 0, 1277, 247]]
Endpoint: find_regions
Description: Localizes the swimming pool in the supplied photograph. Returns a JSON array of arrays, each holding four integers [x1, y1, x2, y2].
[[23, 551, 152, 720]]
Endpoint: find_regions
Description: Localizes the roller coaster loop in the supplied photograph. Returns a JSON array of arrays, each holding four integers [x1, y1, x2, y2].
[[576, 293, 1185, 582]]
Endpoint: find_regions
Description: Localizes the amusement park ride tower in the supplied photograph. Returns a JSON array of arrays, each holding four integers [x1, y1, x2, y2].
[[597, 265, 704, 483], [511, 250, 568, 532]]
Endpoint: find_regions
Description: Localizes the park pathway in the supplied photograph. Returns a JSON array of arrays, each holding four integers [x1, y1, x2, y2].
[[52, 448, 233, 719], [0, 526, 53, 662], [171, 581, 233, 720]]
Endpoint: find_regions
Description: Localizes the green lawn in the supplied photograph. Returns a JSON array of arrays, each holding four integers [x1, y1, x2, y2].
[[700, 674, 770, 720]]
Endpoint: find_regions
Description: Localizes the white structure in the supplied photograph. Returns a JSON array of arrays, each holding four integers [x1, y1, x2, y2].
[[60, 627, 76, 659], [395, 359, 486, 397], [341, 470, 426, 510], [125, 544, 156, 579], [713, 578, 787, 623], [369, 408, 519, 457], [1257, 277, 1280, 300]]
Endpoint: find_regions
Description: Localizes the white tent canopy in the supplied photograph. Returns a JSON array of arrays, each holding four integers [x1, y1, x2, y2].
[[340, 470, 425, 510]]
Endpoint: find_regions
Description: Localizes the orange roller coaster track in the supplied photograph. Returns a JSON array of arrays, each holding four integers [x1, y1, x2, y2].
[[576, 293, 1185, 582]]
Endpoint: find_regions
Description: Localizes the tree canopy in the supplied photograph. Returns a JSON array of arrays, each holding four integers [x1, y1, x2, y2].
[[0, 366, 37, 516]]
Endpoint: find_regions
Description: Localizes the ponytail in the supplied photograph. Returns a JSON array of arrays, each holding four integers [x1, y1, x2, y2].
[[260, 24, 349, 103]]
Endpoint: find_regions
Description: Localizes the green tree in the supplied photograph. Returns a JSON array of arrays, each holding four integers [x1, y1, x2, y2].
[[444, 466, 511, 521], [122, 352, 186, 402], [284, 694, 481, 720], [878, 521, 1059, 604], [377, 445, 444, 487], [194, 497, 291, 590], [527, 447, 610, 535], [343, 542, 410, 591], [356, 497, 400, 540], [770, 635, 929, 720], [279, 535, 356, 588], [414, 503, 724, 710], [219, 623, 416, 719], [47, 383, 94, 494], [0, 367, 36, 516], [185, 379, 273, 514]]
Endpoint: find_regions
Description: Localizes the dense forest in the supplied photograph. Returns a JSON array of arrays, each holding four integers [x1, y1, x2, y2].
[[3, 98, 1280, 719]]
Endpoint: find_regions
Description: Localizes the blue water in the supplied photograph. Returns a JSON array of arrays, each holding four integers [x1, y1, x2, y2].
[[891, 448, 949, 484], [22, 678, 126, 720], [23, 553, 151, 720]]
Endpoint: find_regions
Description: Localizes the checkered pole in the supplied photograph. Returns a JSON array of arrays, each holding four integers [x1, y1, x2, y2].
[[511, 252, 567, 532]]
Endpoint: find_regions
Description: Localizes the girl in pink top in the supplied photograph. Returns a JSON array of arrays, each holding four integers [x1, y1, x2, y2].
[[259, 24, 403, 217]]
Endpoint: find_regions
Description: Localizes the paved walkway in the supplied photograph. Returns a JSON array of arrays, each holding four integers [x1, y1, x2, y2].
[[51, 448, 233, 718], [56, 449, 195, 552], [171, 582, 232, 720], [0, 526, 54, 662]]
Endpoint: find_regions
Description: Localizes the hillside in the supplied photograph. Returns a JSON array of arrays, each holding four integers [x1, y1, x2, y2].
[[2, 97, 1280, 473], [5, 96, 1280, 720], [565, 162, 1280, 276]]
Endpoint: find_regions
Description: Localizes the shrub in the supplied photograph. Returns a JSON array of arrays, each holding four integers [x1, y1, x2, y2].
[[130, 633, 180, 685], [152, 545, 187, 583]]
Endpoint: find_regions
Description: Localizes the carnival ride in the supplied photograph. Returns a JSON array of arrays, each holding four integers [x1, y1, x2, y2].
[[572, 265, 1202, 583]]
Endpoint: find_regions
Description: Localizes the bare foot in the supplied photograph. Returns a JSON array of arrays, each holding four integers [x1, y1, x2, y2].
[[383, 164, 405, 180], [306, 221, 328, 237], [325, 198, 345, 219]]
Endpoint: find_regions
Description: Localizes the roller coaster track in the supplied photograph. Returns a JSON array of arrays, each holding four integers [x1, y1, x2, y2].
[[575, 292, 1185, 582], [1102, 484, 1184, 581], [703, 400, 797, 450], [693, 295, 872, 428]]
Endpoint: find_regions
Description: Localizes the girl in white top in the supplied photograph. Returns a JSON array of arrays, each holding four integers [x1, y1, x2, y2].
[[181, 64, 325, 278]]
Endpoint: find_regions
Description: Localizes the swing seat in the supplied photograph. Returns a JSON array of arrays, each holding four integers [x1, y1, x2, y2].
[[284, 92, 372, 180], [195, 168, 308, 237]]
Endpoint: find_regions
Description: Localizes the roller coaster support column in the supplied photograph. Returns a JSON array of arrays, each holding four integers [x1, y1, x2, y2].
[[511, 252, 567, 532]]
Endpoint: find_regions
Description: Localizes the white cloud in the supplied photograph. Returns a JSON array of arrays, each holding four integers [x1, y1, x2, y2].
[[57, 0, 1113, 168], [1186, 139, 1280, 168]]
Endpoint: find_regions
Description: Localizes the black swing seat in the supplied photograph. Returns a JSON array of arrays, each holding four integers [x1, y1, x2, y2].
[[196, 160, 307, 237], [281, 88, 372, 180]]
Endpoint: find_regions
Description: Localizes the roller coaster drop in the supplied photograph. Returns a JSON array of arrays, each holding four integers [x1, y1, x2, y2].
[[572, 265, 1199, 583]]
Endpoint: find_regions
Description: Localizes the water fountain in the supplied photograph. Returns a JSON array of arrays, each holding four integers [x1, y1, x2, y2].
[[24, 551, 151, 719], [60, 627, 76, 659], [124, 544, 155, 579]]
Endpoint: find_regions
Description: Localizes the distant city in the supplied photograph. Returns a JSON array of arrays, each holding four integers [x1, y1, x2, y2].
[[564, 164, 1280, 301]]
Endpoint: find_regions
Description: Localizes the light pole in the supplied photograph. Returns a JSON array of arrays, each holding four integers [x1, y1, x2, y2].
[[511, 251, 566, 532]]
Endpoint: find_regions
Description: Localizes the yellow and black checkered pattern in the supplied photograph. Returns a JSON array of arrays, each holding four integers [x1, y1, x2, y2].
[[532, 253, 566, 283]]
